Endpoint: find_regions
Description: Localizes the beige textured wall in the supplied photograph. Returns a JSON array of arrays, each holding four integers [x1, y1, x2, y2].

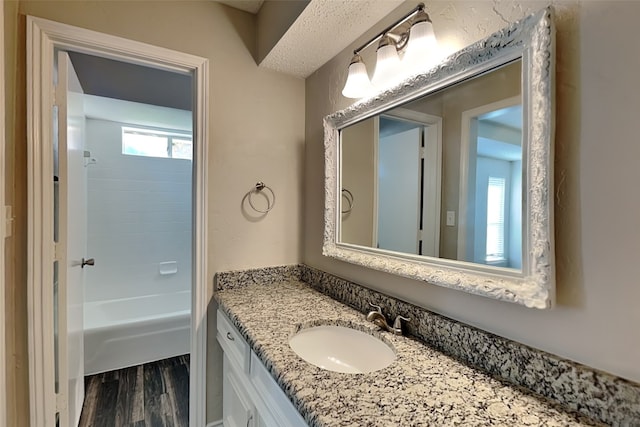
[[304, 0, 640, 384], [341, 119, 376, 246], [4, 0, 29, 424], [4, 0, 305, 423]]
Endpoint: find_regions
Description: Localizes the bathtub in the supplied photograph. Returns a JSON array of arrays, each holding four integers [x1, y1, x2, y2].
[[84, 290, 191, 375]]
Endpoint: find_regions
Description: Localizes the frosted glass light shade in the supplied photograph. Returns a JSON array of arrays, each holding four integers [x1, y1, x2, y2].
[[371, 43, 401, 89], [342, 58, 374, 99], [403, 20, 438, 76]]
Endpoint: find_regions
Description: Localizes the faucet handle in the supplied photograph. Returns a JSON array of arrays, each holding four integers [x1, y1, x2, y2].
[[368, 302, 383, 314], [393, 315, 410, 330]]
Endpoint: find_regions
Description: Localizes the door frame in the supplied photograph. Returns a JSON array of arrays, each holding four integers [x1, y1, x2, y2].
[[26, 16, 209, 426]]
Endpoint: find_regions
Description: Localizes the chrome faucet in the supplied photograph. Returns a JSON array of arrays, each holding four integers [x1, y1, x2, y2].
[[366, 303, 410, 335]]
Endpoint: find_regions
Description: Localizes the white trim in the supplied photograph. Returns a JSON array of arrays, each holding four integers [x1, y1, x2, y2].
[[0, 0, 8, 424], [191, 39, 210, 427], [372, 117, 379, 246], [206, 420, 224, 427], [26, 16, 209, 427]]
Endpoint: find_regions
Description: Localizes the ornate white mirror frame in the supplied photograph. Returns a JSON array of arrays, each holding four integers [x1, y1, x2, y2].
[[323, 8, 555, 308]]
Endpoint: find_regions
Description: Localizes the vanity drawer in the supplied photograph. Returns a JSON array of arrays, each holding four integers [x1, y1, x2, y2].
[[217, 310, 250, 374]]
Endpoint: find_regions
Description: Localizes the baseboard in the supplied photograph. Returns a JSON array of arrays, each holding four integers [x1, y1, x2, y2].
[[206, 420, 223, 427]]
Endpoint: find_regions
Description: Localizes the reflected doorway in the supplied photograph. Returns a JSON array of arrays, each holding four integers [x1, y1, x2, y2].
[[458, 97, 523, 268]]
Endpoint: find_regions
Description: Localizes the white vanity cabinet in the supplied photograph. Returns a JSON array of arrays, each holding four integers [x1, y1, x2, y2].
[[217, 309, 308, 427], [222, 356, 255, 427]]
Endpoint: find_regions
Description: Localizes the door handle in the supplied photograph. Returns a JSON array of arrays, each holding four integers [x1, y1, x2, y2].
[[81, 258, 95, 268]]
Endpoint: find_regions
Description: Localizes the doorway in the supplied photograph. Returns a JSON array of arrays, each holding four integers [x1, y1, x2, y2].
[[62, 49, 194, 426], [377, 109, 442, 257], [26, 17, 208, 427], [458, 96, 523, 268]]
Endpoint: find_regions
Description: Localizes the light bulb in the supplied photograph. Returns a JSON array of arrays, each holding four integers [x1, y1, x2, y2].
[[371, 36, 401, 90], [341, 54, 373, 99], [403, 11, 438, 76]]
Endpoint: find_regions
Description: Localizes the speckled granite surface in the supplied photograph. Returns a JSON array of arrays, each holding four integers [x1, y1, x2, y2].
[[296, 265, 640, 426], [214, 266, 619, 426]]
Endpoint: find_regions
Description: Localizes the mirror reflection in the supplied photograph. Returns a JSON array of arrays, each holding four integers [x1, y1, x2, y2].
[[340, 59, 522, 270]]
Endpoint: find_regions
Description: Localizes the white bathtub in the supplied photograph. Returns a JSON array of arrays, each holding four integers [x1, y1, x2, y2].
[[84, 291, 191, 375]]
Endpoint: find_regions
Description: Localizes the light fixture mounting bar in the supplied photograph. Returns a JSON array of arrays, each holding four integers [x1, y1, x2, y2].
[[353, 3, 425, 55]]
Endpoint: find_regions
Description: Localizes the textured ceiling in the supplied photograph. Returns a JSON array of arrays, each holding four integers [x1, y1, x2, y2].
[[68, 0, 409, 102], [259, 0, 404, 78], [215, 0, 405, 78]]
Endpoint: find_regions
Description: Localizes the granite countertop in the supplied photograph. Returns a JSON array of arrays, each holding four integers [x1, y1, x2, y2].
[[215, 279, 601, 427]]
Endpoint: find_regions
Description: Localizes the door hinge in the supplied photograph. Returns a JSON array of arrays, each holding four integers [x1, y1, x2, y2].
[[4, 206, 13, 238], [55, 392, 67, 412]]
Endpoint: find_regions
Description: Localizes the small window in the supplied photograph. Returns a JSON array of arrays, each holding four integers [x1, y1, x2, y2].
[[122, 126, 192, 160], [486, 176, 506, 262]]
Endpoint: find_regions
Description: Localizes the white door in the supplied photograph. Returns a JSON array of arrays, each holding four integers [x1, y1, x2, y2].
[[377, 127, 421, 254], [56, 50, 87, 427]]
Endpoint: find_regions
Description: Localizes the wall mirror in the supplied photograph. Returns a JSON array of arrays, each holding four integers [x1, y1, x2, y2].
[[323, 8, 555, 308]]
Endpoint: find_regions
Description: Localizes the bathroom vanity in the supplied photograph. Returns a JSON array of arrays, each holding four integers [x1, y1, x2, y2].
[[216, 8, 640, 426], [215, 270, 602, 427]]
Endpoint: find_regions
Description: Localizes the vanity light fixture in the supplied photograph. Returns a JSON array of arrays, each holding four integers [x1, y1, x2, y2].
[[341, 3, 438, 99]]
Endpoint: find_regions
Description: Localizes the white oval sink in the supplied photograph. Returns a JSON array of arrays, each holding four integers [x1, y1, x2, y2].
[[289, 325, 395, 374]]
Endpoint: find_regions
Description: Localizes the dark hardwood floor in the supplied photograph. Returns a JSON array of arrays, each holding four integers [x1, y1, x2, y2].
[[78, 355, 189, 427]]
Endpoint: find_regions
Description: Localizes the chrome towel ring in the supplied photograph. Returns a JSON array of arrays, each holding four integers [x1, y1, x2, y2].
[[341, 188, 354, 214], [248, 181, 276, 213]]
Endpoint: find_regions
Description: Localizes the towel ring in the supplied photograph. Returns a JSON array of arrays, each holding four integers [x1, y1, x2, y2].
[[248, 181, 276, 213], [341, 188, 354, 214]]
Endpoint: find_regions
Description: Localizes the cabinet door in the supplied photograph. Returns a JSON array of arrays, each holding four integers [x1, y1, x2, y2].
[[254, 404, 279, 427], [255, 412, 272, 427], [223, 356, 255, 427], [250, 352, 308, 427]]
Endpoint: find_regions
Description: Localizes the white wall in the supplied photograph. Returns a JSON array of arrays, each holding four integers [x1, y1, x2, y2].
[[85, 118, 192, 302], [304, 0, 640, 384]]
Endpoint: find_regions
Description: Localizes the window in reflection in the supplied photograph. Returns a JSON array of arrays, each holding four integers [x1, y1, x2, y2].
[[486, 176, 506, 262]]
